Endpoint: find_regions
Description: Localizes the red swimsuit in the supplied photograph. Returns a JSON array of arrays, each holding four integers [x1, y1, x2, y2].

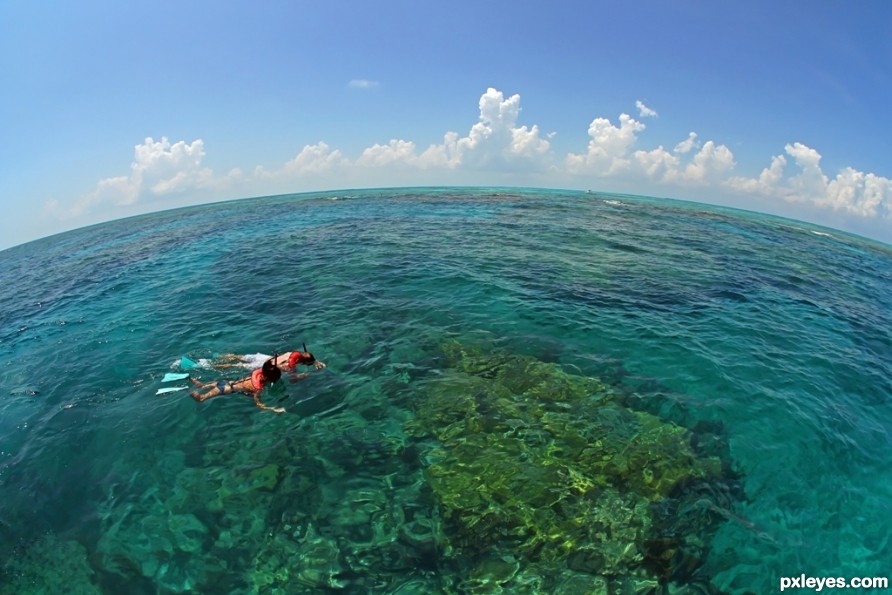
[[250, 368, 266, 391], [288, 351, 310, 370]]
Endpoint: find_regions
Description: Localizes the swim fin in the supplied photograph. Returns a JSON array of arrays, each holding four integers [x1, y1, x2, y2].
[[156, 386, 189, 395], [162, 372, 190, 382], [179, 356, 199, 369]]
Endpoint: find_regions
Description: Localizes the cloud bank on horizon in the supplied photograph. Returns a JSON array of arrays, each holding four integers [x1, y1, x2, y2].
[[53, 88, 891, 228]]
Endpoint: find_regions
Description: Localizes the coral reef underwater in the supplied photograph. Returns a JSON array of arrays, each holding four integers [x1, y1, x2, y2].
[[1, 341, 741, 594], [405, 341, 741, 593]]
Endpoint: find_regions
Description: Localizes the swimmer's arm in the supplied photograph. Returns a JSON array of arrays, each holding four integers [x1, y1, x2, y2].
[[253, 391, 285, 414]]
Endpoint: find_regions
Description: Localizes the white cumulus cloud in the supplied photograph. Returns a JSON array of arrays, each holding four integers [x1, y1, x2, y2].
[[681, 140, 736, 183], [135, 137, 214, 197], [565, 113, 736, 186], [674, 132, 699, 154], [636, 100, 658, 118], [255, 142, 348, 180], [54, 137, 223, 217], [357, 87, 552, 172], [728, 143, 891, 219], [282, 142, 346, 175], [60, 89, 892, 233], [358, 140, 420, 167], [727, 154, 787, 195], [784, 142, 830, 202], [632, 146, 679, 179], [437, 87, 552, 169], [566, 113, 646, 175]]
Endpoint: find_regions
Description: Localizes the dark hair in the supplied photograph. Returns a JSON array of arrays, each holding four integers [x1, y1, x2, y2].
[[262, 357, 282, 383], [301, 343, 315, 364]]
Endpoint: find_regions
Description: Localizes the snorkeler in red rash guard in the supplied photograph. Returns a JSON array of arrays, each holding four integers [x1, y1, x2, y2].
[[189, 357, 286, 413], [215, 343, 326, 382], [285, 347, 326, 373]]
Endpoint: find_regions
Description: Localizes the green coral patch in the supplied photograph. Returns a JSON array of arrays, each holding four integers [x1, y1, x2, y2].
[[410, 341, 732, 583]]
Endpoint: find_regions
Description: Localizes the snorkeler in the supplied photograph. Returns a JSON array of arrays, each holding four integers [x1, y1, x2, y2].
[[189, 357, 286, 413], [214, 343, 326, 381]]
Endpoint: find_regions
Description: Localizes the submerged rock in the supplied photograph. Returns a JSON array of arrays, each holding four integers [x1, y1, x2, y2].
[[96, 508, 210, 591], [247, 524, 346, 592], [0, 534, 100, 595]]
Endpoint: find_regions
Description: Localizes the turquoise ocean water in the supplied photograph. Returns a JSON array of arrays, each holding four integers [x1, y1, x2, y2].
[[0, 187, 890, 593]]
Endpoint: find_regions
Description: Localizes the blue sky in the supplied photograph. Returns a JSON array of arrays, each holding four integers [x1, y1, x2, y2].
[[2, 0, 891, 249]]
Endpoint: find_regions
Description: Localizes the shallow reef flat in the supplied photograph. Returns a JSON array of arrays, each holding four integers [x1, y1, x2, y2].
[[3, 341, 740, 594]]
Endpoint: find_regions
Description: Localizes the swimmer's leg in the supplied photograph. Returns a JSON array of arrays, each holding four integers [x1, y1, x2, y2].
[[208, 354, 247, 370], [191, 380, 232, 402], [217, 354, 244, 364], [192, 386, 220, 402]]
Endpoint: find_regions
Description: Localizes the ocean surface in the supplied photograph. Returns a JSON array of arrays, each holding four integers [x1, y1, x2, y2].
[[0, 187, 890, 594]]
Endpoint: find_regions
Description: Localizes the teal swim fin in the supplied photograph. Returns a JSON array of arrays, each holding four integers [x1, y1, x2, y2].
[[179, 356, 199, 370], [156, 386, 189, 395], [162, 372, 190, 382]]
